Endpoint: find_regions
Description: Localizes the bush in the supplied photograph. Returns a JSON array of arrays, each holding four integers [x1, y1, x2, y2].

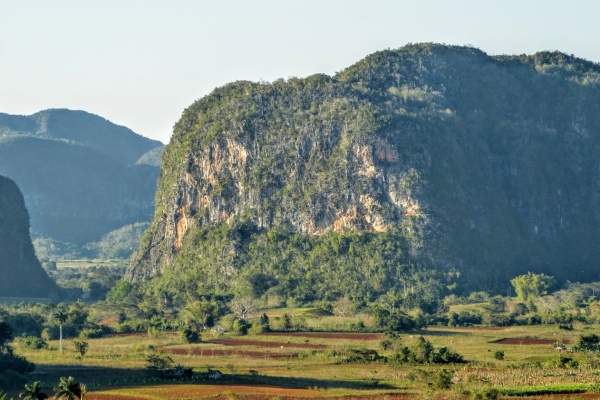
[[472, 388, 499, 400], [342, 348, 385, 363], [180, 326, 201, 343], [434, 368, 453, 389], [73, 340, 89, 358], [232, 319, 249, 335], [493, 350, 504, 360], [146, 353, 174, 375], [16, 335, 48, 350], [576, 333, 600, 353], [558, 323, 574, 331], [41, 327, 59, 341], [79, 328, 104, 339], [390, 336, 466, 365]]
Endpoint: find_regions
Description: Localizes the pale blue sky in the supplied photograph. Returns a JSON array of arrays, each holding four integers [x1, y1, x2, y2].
[[1, 0, 598, 143]]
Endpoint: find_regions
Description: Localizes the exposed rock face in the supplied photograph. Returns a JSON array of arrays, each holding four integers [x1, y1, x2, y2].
[[127, 44, 600, 290], [0, 175, 59, 298]]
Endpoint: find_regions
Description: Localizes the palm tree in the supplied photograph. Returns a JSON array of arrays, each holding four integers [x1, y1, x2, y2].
[[19, 381, 48, 400], [52, 309, 68, 355], [53, 377, 81, 400]]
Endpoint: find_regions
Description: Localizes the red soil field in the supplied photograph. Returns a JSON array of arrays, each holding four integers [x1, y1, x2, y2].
[[161, 346, 298, 358], [208, 338, 327, 349], [262, 332, 383, 340], [428, 326, 507, 332], [493, 338, 571, 345], [88, 395, 148, 400], [90, 384, 412, 399]]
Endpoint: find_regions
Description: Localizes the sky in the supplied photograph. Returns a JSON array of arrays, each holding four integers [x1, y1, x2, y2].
[[1, 0, 599, 144]]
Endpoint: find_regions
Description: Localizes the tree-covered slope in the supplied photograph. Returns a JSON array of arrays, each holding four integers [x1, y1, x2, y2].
[[0, 109, 163, 165], [0, 136, 158, 245], [0, 175, 59, 298], [127, 44, 600, 303]]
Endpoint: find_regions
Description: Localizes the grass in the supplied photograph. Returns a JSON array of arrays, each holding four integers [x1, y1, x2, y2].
[[11, 312, 600, 399]]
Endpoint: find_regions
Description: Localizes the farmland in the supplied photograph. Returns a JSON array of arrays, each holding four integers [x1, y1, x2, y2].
[[8, 317, 600, 399]]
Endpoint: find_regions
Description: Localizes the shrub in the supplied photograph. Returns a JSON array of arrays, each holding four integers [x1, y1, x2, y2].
[[232, 319, 249, 335], [341, 348, 385, 363], [434, 368, 453, 389], [390, 336, 466, 365], [41, 327, 59, 341], [493, 350, 504, 360], [79, 328, 104, 339], [180, 326, 201, 343], [16, 335, 48, 350], [576, 333, 600, 353], [146, 353, 174, 375], [73, 340, 89, 358], [472, 388, 499, 400]]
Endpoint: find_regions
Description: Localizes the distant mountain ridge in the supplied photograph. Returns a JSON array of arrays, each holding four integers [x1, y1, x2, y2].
[[0, 109, 164, 256], [0, 109, 163, 165]]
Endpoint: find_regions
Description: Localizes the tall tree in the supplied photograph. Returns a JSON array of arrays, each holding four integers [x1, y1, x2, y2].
[[52, 309, 68, 355]]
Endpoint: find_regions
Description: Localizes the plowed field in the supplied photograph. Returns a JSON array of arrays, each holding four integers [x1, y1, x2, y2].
[[208, 338, 327, 349], [261, 332, 382, 340]]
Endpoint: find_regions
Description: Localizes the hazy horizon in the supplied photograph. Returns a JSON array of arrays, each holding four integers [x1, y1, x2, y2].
[[1, 0, 599, 143]]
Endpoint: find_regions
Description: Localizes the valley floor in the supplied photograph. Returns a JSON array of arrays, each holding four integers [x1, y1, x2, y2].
[[11, 324, 600, 399]]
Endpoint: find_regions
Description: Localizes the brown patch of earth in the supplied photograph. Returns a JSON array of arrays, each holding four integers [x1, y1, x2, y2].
[[262, 332, 382, 340], [494, 338, 570, 345], [520, 395, 600, 399], [161, 346, 298, 358], [92, 385, 410, 399], [428, 326, 507, 331], [208, 338, 327, 349]]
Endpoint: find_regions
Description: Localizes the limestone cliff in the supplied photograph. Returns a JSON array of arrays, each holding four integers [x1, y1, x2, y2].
[[0, 175, 59, 298], [127, 44, 600, 297]]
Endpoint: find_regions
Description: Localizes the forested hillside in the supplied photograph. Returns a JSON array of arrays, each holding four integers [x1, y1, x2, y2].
[[127, 44, 600, 305]]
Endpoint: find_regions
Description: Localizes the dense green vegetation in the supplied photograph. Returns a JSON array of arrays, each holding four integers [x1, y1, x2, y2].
[[143, 222, 452, 307]]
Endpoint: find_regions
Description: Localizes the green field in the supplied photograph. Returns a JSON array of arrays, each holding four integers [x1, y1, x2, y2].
[[9, 314, 600, 399]]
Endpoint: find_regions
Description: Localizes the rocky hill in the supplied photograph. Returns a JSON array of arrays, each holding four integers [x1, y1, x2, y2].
[[0, 175, 59, 298], [127, 44, 600, 303]]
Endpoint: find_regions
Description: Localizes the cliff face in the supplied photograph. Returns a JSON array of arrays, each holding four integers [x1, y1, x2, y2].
[[127, 44, 600, 296], [0, 175, 59, 298]]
